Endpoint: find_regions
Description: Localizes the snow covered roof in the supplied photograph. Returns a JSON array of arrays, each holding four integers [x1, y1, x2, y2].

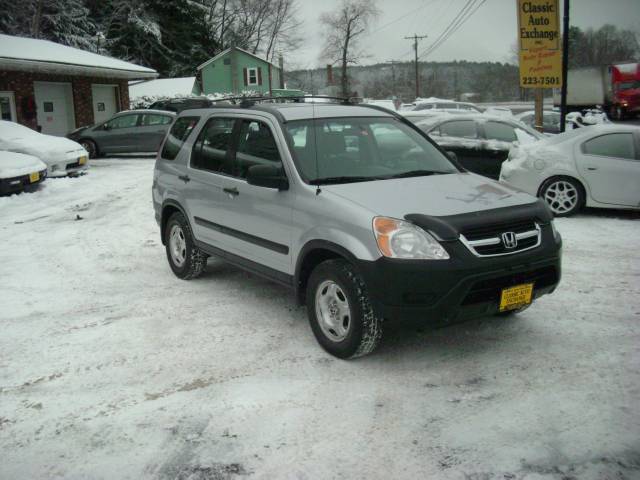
[[129, 77, 197, 98], [0, 34, 158, 80], [197, 47, 279, 71]]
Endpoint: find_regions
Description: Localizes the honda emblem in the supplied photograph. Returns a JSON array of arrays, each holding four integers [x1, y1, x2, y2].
[[502, 231, 517, 249]]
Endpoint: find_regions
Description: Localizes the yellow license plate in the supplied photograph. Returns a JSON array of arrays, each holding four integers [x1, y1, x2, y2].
[[79, 156, 87, 165], [499, 283, 534, 312], [29, 171, 40, 183]]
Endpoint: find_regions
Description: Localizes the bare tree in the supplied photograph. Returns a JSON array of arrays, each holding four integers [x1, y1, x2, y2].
[[320, 0, 379, 97]]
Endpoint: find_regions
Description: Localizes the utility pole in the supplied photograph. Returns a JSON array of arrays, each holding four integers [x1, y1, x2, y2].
[[560, 0, 570, 132], [385, 60, 397, 96], [404, 34, 428, 99]]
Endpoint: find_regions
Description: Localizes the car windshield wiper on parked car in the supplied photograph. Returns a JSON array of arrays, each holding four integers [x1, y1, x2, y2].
[[386, 169, 448, 179], [311, 176, 385, 185]]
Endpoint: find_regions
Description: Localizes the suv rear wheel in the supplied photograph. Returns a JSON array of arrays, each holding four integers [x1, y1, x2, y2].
[[165, 212, 207, 279], [306, 259, 382, 359]]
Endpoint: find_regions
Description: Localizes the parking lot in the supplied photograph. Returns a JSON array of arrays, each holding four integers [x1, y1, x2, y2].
[[1, 158, 639, 479]]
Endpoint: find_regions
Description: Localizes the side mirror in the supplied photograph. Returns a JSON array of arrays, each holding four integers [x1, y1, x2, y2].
[[445, 151, 458, 162], [247, 165, 289, 190], [103, 123, 111, 131]]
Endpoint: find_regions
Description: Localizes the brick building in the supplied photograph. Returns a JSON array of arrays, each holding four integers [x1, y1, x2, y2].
[[0, 34, 157, 136]]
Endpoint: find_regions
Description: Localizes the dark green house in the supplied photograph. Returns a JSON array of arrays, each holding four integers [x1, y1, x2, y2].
[[196, 47, 285, 96]]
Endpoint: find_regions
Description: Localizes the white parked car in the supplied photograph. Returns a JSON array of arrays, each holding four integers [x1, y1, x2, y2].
[[0, 120, 88, 177], [0, 150, 47, 195], [411, 99, 481, 113], [484, 106, 514, 118], [500, 125, 640, 216], [362, 99, 399, 111]]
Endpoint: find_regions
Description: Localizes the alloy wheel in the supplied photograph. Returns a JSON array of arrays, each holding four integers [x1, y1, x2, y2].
[[544, 180, 579, 215], [315, 280, 352, 342], [169, 224, 187, 267]]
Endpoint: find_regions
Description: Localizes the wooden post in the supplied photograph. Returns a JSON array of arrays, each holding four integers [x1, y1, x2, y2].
[[534, 88, 544, 133]]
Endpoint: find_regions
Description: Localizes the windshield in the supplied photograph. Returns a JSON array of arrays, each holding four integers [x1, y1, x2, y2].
[[283, 117, 458, 184]]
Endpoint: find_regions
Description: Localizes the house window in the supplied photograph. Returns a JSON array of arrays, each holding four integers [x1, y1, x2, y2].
[[248, 67, 258, 86]]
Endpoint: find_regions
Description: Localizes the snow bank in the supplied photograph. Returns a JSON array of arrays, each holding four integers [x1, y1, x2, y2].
[[129, 77, 197, 99], [129, 90, 261, 109]]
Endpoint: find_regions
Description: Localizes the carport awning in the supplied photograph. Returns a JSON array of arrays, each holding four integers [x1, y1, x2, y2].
[[0, 34, 158, 80]]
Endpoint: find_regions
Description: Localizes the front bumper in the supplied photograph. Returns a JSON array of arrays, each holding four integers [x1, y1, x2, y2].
[[357, 224, 562, 323], [47, 152, 89, 177], [0, 169, 47, 195]]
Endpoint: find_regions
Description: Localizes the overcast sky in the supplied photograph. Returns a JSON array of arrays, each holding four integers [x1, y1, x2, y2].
[[287, 0, 640, 69]]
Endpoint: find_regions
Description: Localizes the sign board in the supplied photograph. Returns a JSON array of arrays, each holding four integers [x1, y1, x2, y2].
[[517, 0, 562, 88]]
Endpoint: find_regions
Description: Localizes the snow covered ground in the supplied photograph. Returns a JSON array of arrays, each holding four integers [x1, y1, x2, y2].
[[1, 158, 639, 479]]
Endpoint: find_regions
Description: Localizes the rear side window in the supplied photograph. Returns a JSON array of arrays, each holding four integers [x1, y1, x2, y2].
[[235, 120, 282, 179], [142, 114, 172, 126], [440, 120, 477, 139], [191, 117, 236, 174], [583, 133, 636, 160], [484, 121, 517, 142], [161, 116, 199, 160], [107, 114, 139, 129]]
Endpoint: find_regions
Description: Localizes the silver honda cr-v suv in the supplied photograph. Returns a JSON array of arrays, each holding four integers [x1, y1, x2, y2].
[[152, 99, 562, 359]]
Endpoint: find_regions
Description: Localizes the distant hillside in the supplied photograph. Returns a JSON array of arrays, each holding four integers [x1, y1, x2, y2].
[[285, 60, 543, 102]]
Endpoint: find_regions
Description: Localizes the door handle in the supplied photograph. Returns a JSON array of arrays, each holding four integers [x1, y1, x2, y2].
[[586, 167, 598, 171], [178, 175, 190, 183], [223, 187, 239, 197]]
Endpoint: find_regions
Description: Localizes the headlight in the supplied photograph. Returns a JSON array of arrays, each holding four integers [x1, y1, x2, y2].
[[373, 217, 449, 260]]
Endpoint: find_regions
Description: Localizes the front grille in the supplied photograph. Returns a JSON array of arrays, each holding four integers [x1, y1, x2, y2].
[[461, 266, 558, 306], [462, 218, 536, 241], [460, 218, 541, 257], [66, 161, 81, 169]]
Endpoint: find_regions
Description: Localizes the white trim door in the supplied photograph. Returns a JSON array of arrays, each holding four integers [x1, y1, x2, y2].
[[0, 91, 17, 122], [33, 82, 75, 136], [92, 84, 118, 124]]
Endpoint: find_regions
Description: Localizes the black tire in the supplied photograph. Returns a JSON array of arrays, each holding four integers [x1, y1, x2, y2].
[[306, 259, 382, 359], [80, 139, 98, 159], [539, 176, 584, 217], [164, 212, 207, 280]]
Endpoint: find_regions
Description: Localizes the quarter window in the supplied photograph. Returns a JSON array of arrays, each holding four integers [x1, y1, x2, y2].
[[161, 116, 200, 160], [583, 133, 636, 160], [484, 121, 517, 142], [440, 120, 478, 139], [191, 117, 236, 174], [236, 120, 282, 179]]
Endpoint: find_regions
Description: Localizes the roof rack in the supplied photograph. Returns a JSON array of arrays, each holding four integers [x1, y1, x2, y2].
[[207, 95, 355, 108]]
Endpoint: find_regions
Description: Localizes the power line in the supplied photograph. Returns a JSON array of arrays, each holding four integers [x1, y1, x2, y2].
[[418, 0, 476, 59], [419, 0, 487, 60], [365, 0, 439, 38]]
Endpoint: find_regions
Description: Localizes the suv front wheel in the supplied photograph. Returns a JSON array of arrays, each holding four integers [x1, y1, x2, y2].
[[165, 212, 207, 279], [306, 259, 383, 359]]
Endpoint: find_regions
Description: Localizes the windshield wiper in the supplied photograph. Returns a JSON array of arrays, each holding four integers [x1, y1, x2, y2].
[[311, 176, 383, 185], [387, 169, 448, 179]]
